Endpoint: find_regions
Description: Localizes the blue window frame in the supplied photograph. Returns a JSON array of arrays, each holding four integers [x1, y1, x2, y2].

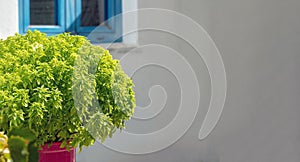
[[19, 0, 122, 43]]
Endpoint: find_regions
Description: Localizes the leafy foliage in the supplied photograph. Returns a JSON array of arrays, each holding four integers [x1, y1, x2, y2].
[[7, 128, 38, 162], [0, 31, 136, 150], [0, 130, 37, 162], [0, 132, 10, 162], [7, 136, 29, 162]]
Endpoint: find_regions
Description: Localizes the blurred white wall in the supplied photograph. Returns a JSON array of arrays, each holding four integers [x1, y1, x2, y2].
[[80, 0, 300, 162], [0, 0, 18, 39]]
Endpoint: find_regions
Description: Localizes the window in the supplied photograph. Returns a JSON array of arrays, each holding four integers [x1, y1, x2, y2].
[[19, 0, 122, 43]]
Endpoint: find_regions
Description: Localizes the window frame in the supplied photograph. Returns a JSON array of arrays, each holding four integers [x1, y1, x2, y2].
[[19, 0, 122, 43], [19, 0, 66, 35], [74, 0, 122, 43]]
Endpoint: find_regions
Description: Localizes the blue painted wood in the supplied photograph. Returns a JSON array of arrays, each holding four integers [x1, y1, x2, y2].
[[65, 0, 76, 33], [18, 0, 25, 33], [19, 0, 66, 34], [114, 0, 123, 43], [23, 0, 30, 32], [19, 0, 122, 43], [75, 0, 122, 43]]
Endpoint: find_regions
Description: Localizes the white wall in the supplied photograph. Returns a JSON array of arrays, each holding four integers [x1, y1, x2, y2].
[[79, 0, 300, 162], [0, 0, 18, 39], [122, 0, 138, 45]]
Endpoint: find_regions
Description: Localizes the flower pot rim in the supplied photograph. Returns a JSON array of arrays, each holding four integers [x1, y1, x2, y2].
[[39, 141, 74, 153]]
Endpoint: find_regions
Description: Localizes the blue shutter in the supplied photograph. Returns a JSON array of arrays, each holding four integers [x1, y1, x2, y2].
[[19, 0, 122, 43], [75, 0, 122, 43], [19, 0, 66, 35]]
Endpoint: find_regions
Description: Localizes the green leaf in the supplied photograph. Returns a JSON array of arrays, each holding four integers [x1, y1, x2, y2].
[[0, 30, 136, 149]]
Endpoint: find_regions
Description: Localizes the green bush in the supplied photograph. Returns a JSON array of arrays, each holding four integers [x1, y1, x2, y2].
[[7, 136, 29, 162], [0, 31, 136, 150], [0, 132, 10, 162], [0, 129, 37, 162]]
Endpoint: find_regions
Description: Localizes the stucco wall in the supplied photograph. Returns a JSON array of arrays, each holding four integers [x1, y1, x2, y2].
[[79, 0, 300, 162], [0, 0, 18, 39]]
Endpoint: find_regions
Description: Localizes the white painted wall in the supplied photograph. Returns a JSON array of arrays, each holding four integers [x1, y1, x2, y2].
[[122, 0, 138, 45], [79, 0, 300, 162], [0, 0, 18, 39]]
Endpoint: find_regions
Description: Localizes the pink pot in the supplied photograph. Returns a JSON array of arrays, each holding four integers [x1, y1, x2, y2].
[[38, 142, 75, 162]]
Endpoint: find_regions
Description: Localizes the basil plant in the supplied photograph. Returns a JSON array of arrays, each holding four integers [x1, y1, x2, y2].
[[0, 31, 136, 150]]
